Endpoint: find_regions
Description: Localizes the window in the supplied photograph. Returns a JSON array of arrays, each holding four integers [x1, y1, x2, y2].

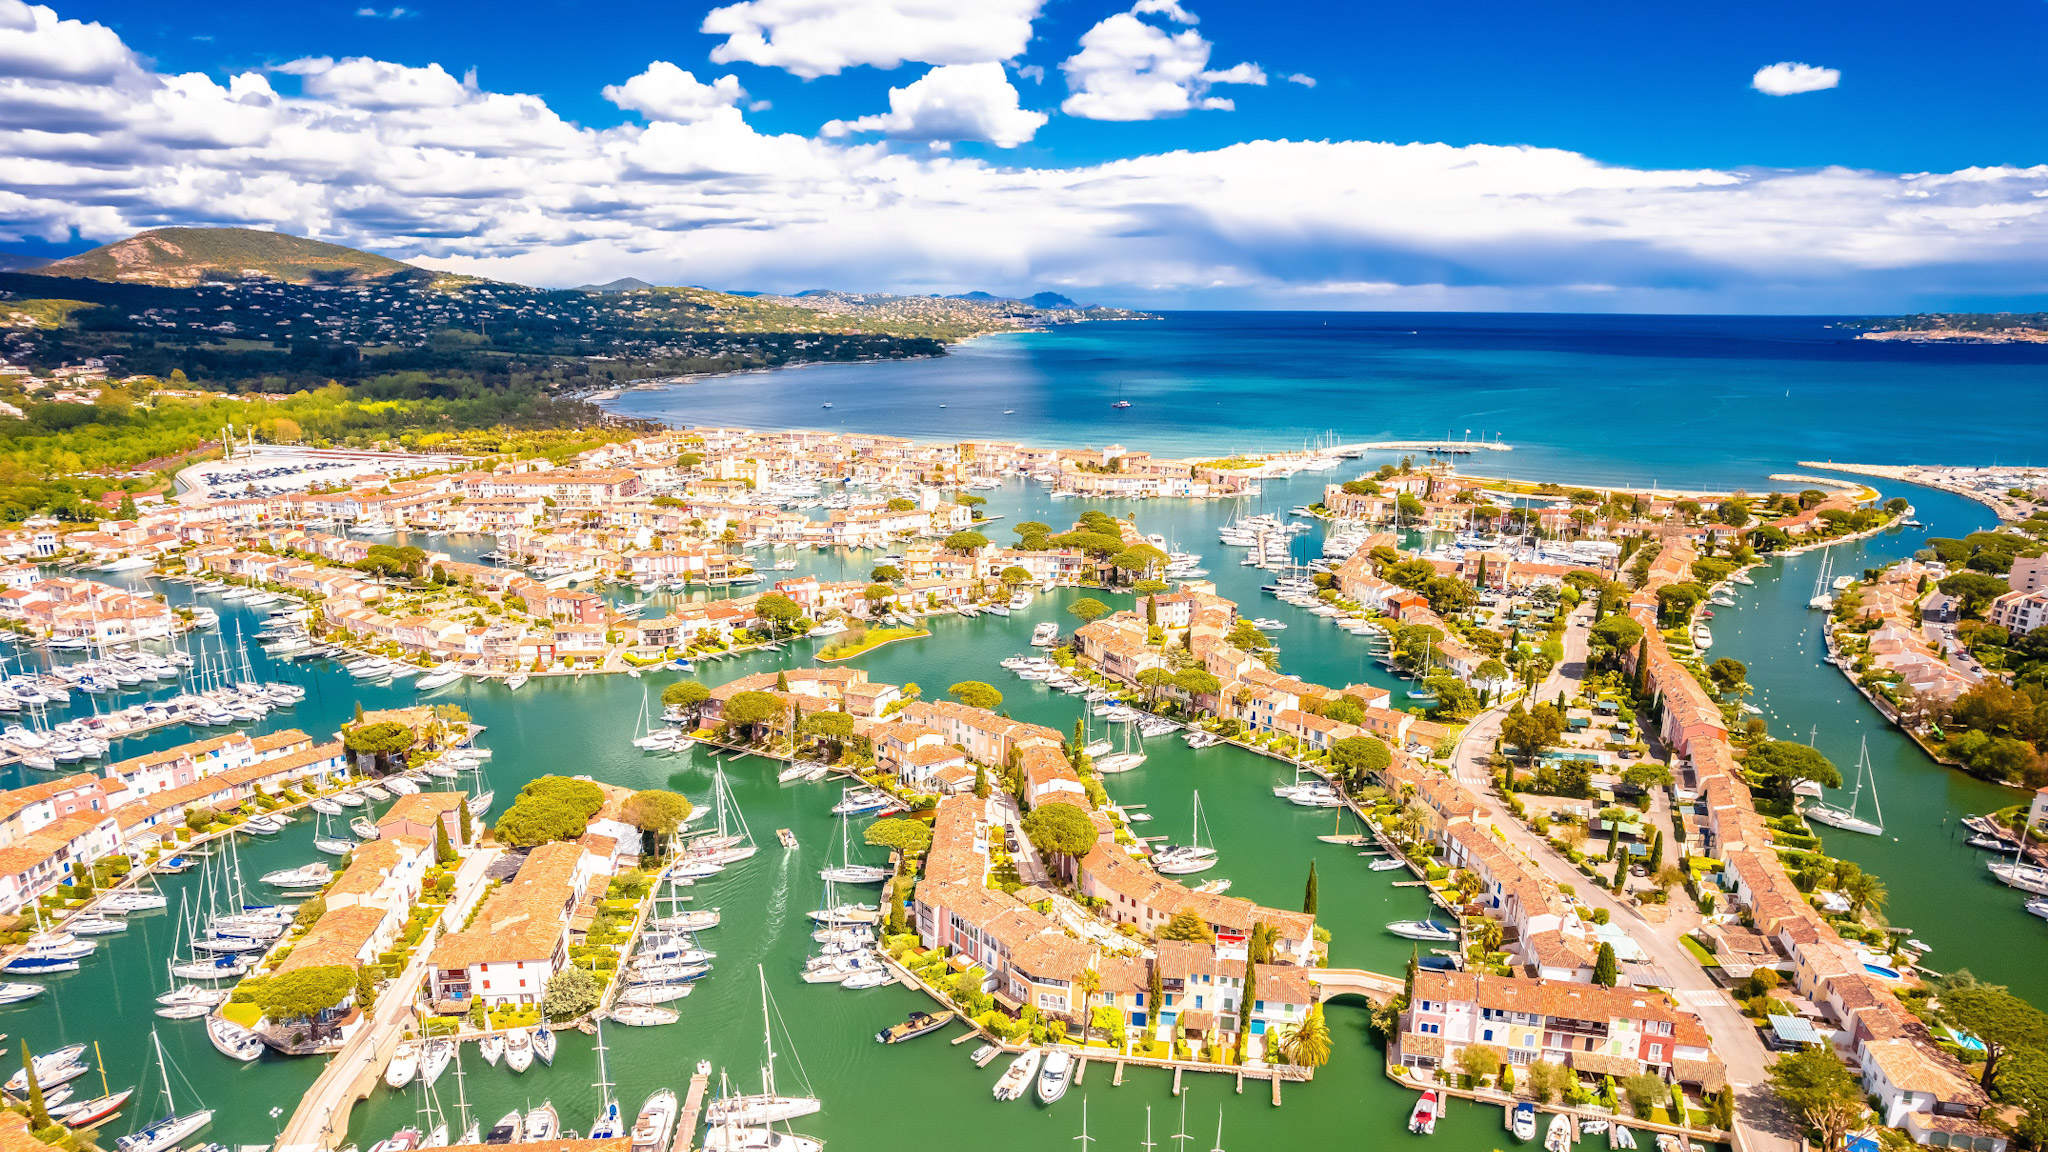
[[1483, 1029, 1495, 1042], [1648, 1044, 1662, 1061]]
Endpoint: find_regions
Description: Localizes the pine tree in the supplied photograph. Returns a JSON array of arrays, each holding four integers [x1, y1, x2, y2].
[[1593, 942, 1618, 987], [1303, 861, 1319, 916], [775, 671, 790, 692]]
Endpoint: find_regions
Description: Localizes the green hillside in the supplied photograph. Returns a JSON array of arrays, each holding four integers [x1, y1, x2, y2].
[[29, 227, 421, 286]]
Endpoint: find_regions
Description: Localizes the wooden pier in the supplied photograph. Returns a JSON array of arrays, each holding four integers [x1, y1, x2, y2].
[[672, 1065, 710, 1152]]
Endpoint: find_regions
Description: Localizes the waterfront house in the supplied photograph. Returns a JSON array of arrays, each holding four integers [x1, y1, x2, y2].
[[429, 841, 601, 1007], [1860, 1039, 2006, 1152]]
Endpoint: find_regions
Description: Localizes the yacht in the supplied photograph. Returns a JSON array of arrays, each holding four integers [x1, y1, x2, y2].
[[1386, 919, 1459, 942], [1036, 1050, 1072, 1104], [1029, 622, 1059, 647], [1802, 737, 1883, 836], [992, 1049, 1042, 1101]]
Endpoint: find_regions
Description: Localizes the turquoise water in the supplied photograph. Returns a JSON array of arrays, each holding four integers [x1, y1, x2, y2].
[[8, 313, 2046, 1150], [599, 313, 2048, 488]]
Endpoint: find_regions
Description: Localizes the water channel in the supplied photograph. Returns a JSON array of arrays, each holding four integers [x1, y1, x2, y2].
[[0, 469, 2035, 1152]]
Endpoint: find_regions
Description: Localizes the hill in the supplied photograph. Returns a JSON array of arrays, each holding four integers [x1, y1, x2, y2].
[[574, 277, 655, 293], [28, 227, 421, 287]]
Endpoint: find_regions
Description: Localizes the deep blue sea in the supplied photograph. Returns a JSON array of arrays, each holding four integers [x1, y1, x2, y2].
[[599, 312, 2048, 488]]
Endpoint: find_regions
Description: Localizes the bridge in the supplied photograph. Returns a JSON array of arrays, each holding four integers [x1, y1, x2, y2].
[[1306, 968, 1405, 1004]]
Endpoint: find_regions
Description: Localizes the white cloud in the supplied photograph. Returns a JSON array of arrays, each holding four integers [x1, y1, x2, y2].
[[354, 7, 411, 18], [1131, 0, 1196, 22], [602, 62, 746, 123], [1285, 72, 1314, 87], [701, 0, 1043, 78], [1059, 3, 1263, 121], [1752, 61, 1839, 96], [1016, 63, 1043, 84], [822, 62, 1045, 148], [5, 1, 2048, 312]]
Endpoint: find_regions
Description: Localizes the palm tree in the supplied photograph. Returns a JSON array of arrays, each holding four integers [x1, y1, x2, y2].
[[1075, 968, 1102, 1046], [1280, 1004, 1332, 1068], [1843, 871, 1887, 918], [1474, 918, 1505, 956]]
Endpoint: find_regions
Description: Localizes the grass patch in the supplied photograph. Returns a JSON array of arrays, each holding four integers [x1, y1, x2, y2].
[[1681, 934, 1720, 968], [816, 626, 929, 662]]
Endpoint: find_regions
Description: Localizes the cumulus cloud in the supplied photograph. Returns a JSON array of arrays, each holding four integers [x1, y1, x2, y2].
[[701, 0, 1043, 78], [1060, 2, 1263, 121], [602, 62, 746, 123], [354, 8, 412, 19], [5, 2, 2048, 311], [1752, 61, 1838, 96], [1286, 72, 1314, 87], [822, 62, 1045, 147]]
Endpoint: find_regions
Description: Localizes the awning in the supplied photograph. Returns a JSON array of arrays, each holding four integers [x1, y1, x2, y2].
[[1767, 1014, 1826, 1046]]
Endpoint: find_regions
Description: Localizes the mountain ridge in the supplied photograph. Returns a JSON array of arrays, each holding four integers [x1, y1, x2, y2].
[[28, 227, 421, 287]]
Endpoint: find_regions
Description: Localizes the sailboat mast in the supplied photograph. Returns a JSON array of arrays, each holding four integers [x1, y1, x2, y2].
[[153, 1028, 176, 1115], [758, 964, 777, 1095]]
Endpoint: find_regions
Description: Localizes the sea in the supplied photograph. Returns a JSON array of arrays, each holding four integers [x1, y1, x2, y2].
[[5, 312, 2045, 1152]]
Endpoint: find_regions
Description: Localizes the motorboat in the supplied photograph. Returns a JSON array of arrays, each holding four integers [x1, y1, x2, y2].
[[840, 968, 893, 989], [1369, 857, 1408, 872], [875, 1010, 955, 1044], [504, 1027, 533, 1073], [1386, 919, 1458, 942], [1030, 622, 1059, 647], [1546, 1111, 1574, 1152], [478, 1033, 504, 1066], [1513, 1102, 1537, 1142], [1036, 1050, 1072, 1104], [992, 1048, 1042, 1101], [51, 1089, 133, 1128], [629, 1090, 677, 1152], [0, 981, 44, 1005], [8, 1044, 87, 1092], [385, 1041, 420, 1088], [1408, 1089, 1439, 1135], [524, 1103, 560, 1143], [485, 1111, 523, 1144]]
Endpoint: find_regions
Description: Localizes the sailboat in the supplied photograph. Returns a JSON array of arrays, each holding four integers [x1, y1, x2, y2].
[[700, 1068, 823, 1152], [705, 968, 822, 1126], [818, 815, 891, 885], [1803, 736, 1883, 836], [1153, 792, 1218, 875], [588, 1018, 622, 1139], [807, 873, 880, 925], [1094, 721, 1146, 774], [684, 768, 757, 863], [116, 1030, 214, 1152], [452, 1043, 480, 1146], [1808, 549, 1836, 610]]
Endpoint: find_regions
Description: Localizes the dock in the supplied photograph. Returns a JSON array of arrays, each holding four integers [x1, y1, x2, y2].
[[672, 1065, 710, 1152]]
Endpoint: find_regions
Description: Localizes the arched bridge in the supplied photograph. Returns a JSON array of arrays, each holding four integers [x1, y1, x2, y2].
[[1307, 968, 1405, 1004]]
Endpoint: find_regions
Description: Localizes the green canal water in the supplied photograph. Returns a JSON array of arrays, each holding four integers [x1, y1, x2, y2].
[[1, 472, 2035, 1151]]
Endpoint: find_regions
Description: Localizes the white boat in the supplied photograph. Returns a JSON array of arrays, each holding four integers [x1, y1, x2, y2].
[[707, 969, 823, 1126], [1546, 1111, 1574, 1152], [1990, 858, 2048, 895], [524, 1102, 560, 1143], [818, 814, 891, 884], [1802, 736, 1883, 836], [420, 1038, 455, 1086], [619, 982, 695, 1006], [1369, 858, 1408, 872], [1513, 1102, 1537, 1142], [1409, 1089, 1439, 1135], [504, 1027, 533, 1072], [118, 1030, 215, 1152], [504, 671, 530, 691], [1036, 1050, 1072, 1104], [416, 667, 464, 691], [532, 1026, 555, 1066], [478, 1033, 504, 1066], [630, 1089, 678, 1152], [1030, 622, 1059, 647], [1386, 919, 1458, 942], [840, 968, 892, 989], [0, 981, 44, 1005], [609, 1004, 680, 1026], [992, 1048, 1042, 1101], [386, 1040, 421, 1088]]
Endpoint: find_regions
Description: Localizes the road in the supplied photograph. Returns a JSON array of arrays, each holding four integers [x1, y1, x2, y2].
[[278, 845, 504, 1152], [1449, 607, 1798, 1152]]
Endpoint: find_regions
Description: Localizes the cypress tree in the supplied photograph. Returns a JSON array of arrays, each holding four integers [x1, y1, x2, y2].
[[1148, 961, 1165, 1046], [21, 1042, 49, 1129], [1303, 861, 1319, 916], [1647, 830, 1663, 871], [434, 818, 456, 865], [458, 800, 474, 845], [1593, 942, 1617, 987], [1236, 957, 1258, 1063]]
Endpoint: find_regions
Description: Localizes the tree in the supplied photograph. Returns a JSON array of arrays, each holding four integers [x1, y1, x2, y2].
[[1593, 941, 1618, 987], [1110, 545, 1168, 581], [542, 967, 600, 1021], [1707, 657, 1749, 696], [1329, 735, 1391, 782], [19, 1042, 48, 1129], [1768, 1047, 1868, 1152], [1281, 1004, 1332, 1067], [1021, 802, 1097, 866], [1459, 1043, 1505, 1084], [343, 720, 416, 760], [433, 818, 456, 865], [1067, 597, 1110, 625], [1943, 982, 2048, 1089], [257, 964, 357, 1021], [1159, 908, 1215, 943], [869, 564, 903, 582], [886, 497, 918, 512], [662, 680, 711, 718], [1501, 703, 1564, 761], [620, 790, 694, 838], [944, 530, 990, 551], [1173, 669, 1221, 703], [865, 818, 934, 857], [1939, 571, 2009, 618], [999, 565, 1031, 589], [723, 690, 783, 735], [1302, 861, 1319, 915], [948, 681, 1004, 711], [1622, 1073, 1668, 1118], [458, 800, 473, 845], [754, 593, 805, 635], [1235, 959, 1257, 1062], [799, 710, 855, 753], [493, 797, 591, 847], [1148, 962, 1165, 1039], [1744, 741, 1841, 798], [1136, 667, 1175, 706]]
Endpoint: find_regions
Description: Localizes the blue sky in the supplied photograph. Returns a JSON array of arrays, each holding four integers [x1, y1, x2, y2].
[[5, 0, 2048, 309]]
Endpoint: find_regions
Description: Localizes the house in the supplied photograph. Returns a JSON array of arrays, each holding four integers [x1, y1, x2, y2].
[[1861, 1039, 2006, 1152], [429, 841, 603, 1006]]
